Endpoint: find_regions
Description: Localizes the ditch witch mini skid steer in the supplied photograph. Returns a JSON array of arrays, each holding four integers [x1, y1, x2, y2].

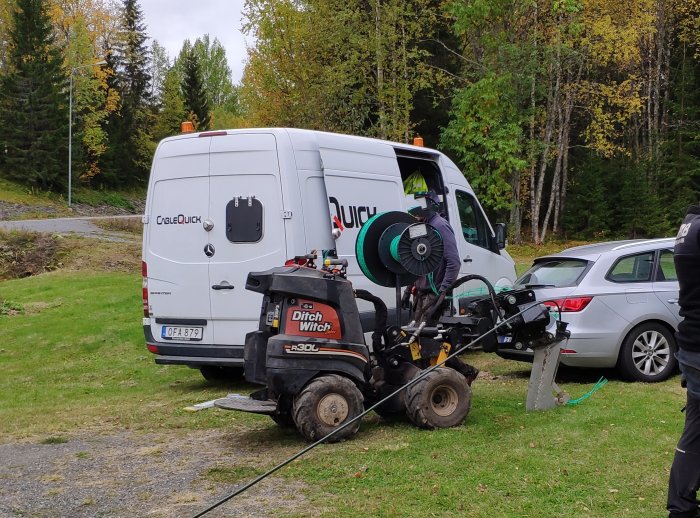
[[215, 211, 569, 442]]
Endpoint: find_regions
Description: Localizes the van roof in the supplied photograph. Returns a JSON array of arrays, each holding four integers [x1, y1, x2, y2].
[[162, 127, 442, 156]]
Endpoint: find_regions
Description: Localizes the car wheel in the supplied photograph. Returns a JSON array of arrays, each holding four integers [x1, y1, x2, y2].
[[199, 366, 243, 382], [618, 322, 677, 382], [292, 375, 364, 442], [404, 367, 472, 429]]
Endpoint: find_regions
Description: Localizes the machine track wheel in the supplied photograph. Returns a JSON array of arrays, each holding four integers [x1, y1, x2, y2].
[[292, 374, 364, 442], [405, 367, 472, 429]]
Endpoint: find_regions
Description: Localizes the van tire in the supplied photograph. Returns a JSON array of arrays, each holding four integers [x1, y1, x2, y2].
[[405, 367, 471, 429], [199, 366, 243, 383], [292, 375, 363, 442]]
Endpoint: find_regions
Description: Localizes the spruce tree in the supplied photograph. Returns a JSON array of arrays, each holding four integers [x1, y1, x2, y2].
[[0, 0, 67, 191], [181, 51, 210, 131], [153, 67, 186, 140], [100, 0, 153, 186]]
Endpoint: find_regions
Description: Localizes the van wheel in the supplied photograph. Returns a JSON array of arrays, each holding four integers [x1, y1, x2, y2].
[[292, 375, 363, 442], [405, 367, 471, 429], [199, 366, 243, 383], [618, 322, 677, 382]]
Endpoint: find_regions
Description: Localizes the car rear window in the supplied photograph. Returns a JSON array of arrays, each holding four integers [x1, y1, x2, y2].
[[516, 259, 589, 288]]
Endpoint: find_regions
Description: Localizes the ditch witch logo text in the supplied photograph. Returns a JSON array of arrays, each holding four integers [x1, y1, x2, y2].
[[290, 310, 333, 333], [156, 214, 202, 225]]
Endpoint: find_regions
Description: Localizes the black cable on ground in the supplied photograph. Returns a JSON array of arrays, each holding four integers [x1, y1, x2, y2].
[[192, 299, 552, 518]]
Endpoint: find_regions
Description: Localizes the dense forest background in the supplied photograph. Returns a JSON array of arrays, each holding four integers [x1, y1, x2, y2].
[[0, 0, 698, 243]]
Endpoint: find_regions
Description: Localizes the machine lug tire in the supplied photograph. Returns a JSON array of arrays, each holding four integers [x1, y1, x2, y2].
[[405, 367, 472, 429], [292, 374, 364, 442], [199, 366, 243, 383], [618, 322, 677, 382]]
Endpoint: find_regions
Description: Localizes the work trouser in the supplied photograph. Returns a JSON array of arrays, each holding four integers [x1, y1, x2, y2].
[[413, 290, 444, 325], [668, 393, 700, 518]]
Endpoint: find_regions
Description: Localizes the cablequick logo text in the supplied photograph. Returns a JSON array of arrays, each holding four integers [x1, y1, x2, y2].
[[156, 214, 202, 225]]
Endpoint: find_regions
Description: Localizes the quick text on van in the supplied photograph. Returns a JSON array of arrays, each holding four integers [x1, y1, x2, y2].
[[156, 214, 202, 225], [329, 197, 377, 229]]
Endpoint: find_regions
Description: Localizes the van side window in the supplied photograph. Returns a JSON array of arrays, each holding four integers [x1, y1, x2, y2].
[[607, 252, 655, 283], [226, 197, 263, 243], [455, 190, 489, 250]]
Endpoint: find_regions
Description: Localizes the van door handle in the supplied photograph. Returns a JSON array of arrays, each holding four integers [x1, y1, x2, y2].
[[463, 256, 473, 263], [668, 298, 678, 305], [212, 283, 234, 290]]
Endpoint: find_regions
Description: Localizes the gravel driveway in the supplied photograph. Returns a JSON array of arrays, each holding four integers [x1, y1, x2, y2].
[[0, 429, 309, 517]]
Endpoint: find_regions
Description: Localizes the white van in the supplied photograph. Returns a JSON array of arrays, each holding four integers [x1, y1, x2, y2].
[[141, 128, 516, 379]]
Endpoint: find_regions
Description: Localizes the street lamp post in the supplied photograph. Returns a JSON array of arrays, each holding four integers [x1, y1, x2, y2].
[[68, 60, 106, 207]]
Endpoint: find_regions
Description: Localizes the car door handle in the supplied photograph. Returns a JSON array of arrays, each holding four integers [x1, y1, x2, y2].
[[463, 257, 473, 263], [668, 298, 679, 305], [212, 283, 234, 290]]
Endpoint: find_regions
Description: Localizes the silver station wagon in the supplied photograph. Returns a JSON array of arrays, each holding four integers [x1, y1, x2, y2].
[[500, 239, 680, 382]]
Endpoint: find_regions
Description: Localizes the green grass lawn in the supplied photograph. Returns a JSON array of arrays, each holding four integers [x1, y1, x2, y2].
[[0, 267, 685, 516]]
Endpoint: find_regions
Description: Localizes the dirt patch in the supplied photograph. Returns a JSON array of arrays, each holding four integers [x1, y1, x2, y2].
[[0, 430, 311, 517], [0, 231, 63, 280]]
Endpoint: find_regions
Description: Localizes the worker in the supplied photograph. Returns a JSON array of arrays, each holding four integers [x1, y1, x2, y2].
[[668, 204, 700, 518], [402, 192, 479, 385]]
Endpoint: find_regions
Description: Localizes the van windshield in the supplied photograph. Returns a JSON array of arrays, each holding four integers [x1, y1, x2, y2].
[[516, 259, 589, 288]]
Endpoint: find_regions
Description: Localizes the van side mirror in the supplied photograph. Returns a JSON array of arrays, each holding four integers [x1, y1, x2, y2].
[[494, 223, 507, 250]]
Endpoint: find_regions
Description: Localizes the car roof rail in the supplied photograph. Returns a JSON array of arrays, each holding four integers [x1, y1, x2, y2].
[[611, 238, 674, 251]]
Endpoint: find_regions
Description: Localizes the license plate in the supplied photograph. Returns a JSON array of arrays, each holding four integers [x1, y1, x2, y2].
[[161, 326, 203, 341]]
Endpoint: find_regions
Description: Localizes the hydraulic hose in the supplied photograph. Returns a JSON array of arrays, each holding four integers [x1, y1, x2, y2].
[[354, 289, 388, 351], [411, 274, 502, 344]]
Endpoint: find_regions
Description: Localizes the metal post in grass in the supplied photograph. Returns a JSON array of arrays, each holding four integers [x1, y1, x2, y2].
[[68, 60, 107, 207]]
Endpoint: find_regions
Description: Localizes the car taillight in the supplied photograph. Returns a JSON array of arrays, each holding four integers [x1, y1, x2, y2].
[[142, 260, 149, 317], [543, 296, 593, 312]]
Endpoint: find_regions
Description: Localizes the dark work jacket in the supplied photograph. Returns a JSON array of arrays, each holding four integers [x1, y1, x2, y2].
[[414, 213, 461, 293], [674, 205, 700, 397]]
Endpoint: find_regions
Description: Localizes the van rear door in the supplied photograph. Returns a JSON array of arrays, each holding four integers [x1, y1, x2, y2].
[[145, 136, 213, 344], [207, 133, 287, 344]]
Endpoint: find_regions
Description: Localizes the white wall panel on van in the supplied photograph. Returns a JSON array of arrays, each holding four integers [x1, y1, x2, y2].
[[208, 133, 286, 344], [145, 137, 213, 343], [318, 140, 405, 315]]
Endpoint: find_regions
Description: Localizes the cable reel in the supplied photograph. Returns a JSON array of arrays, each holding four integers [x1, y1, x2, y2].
[[355, 211, 444, 288]]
